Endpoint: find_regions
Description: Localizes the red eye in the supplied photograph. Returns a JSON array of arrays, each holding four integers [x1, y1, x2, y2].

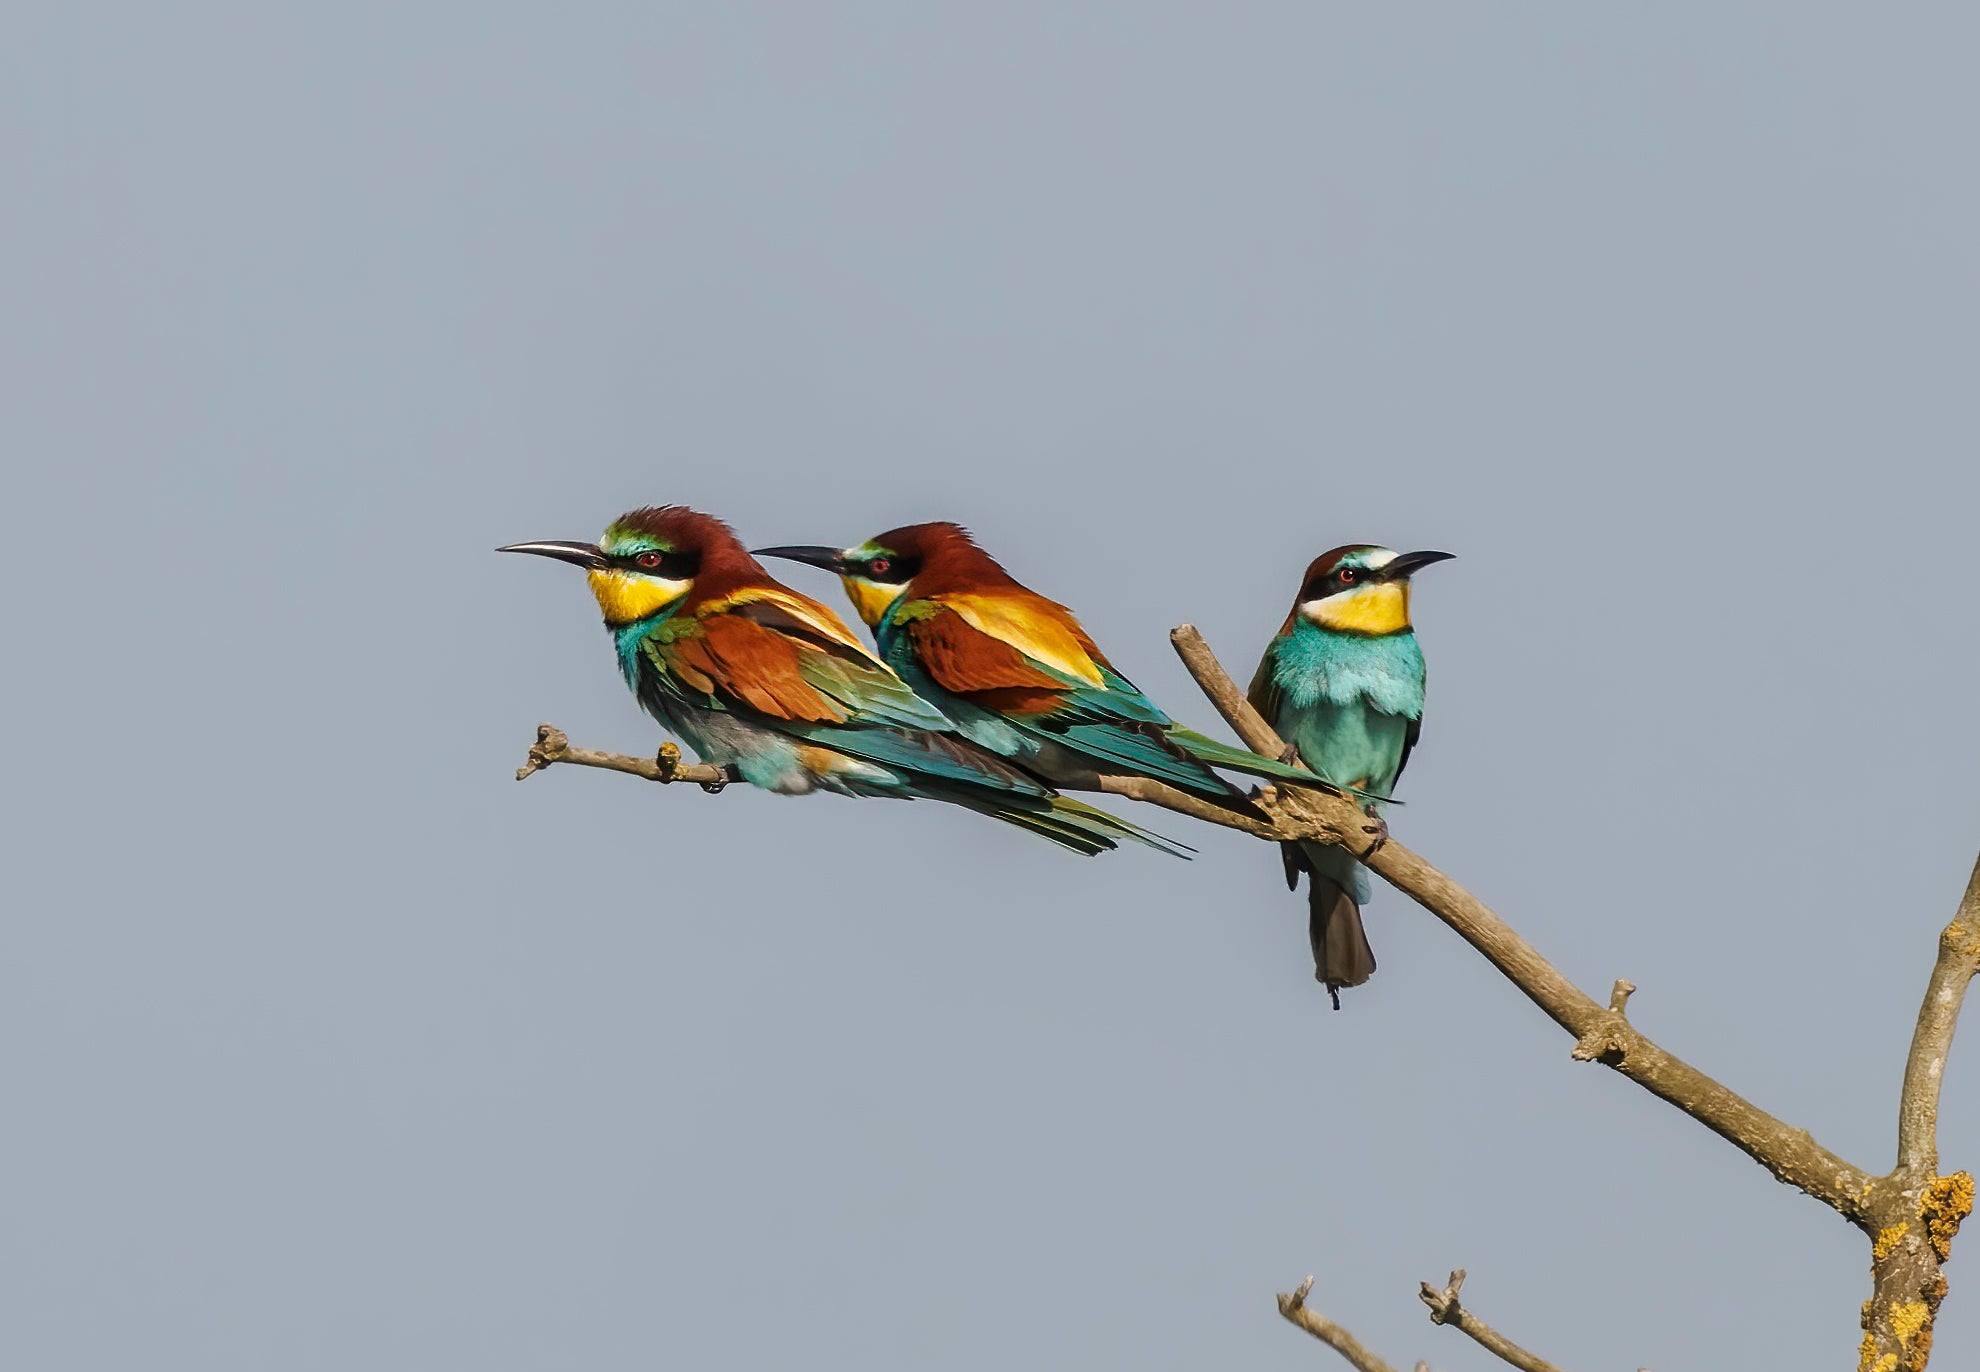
[[1338, 567, 1359, 584], [634, 551, 663, 570], [868, 558, 891, 576]]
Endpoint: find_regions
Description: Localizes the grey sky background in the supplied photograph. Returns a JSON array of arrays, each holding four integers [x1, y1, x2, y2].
[[6, 5, 1977, 1368]]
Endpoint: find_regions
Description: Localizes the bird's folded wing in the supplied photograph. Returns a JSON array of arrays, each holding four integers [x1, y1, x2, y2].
[[654, 612, 845, 722], [653, 596, 952, 733], [910, 597, 1177, 726], [701, 586, 871, 653], [904, 600, 1075, 695], [927, 592, 1109, 688], [1245, 640, 1285, 729]]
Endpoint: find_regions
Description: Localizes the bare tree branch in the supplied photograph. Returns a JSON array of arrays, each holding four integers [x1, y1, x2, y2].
[[513, 628, 1978, 1367], [517, 724, 732, 788], [1171, 624, 1285, 757], [1277, 1276, 1406, 1372], [1857, 854, 1980, 1372], [1896, 855, 1980, 1180], [1092, 773, 1280, 837], [1418, 1270, 1570, 1372], [1166, 625, 1883, 1226], [516, 722, 1281, 835]]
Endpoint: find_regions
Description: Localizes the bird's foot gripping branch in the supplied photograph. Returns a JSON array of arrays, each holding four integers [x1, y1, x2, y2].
[[513, 626, 1980, 1371]]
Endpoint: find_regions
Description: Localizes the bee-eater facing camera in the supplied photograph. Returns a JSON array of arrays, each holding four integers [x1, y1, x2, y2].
[[756, 524, 1333, 806], [1249, 545, 1452, 1006], [499, 507, 1182, 857]]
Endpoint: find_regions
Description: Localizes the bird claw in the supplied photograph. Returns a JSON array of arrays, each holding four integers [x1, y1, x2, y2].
[[1359, 806, 1390, 861], [656, 742, 738, 792]]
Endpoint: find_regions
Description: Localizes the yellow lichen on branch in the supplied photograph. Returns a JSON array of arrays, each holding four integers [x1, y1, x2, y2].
[[1923, 1173, 1972, 1262]]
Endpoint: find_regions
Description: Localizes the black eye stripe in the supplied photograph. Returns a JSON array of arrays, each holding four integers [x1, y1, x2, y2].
[[618, 549, 699, 579], [1302, 564, 1379, 600], [855, 554, 920, 584]]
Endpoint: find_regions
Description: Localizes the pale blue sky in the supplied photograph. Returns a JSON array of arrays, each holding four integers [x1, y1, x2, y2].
[[6, 5, 1977, 1368]]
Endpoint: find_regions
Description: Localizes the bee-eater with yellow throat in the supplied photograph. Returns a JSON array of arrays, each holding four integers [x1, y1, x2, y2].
[[756, 523, 1322, 807], [500, 506, 1179, 855], [1248, 545, 1452, 1005]]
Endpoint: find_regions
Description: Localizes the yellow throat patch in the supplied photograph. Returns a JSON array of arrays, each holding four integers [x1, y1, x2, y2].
[[587, 568, 690, 625], [1306, 581, 1411, 635], [842, 576, 904, 629]]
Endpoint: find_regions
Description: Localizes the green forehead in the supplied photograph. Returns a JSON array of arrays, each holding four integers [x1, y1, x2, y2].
[[847, 540, 895, 561], [1339, 547, 1397, 570], [601, 526, 671, 555]]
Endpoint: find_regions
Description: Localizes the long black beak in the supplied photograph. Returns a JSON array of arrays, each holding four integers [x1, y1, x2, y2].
[[496, 540, 606, 569], [1380, 550, 1456, 580], [752, 544, 850, 574]]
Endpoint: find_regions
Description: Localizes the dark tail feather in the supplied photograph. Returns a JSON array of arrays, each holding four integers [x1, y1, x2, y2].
[[1308, 875, 1376, 1009], [925, 784, 1194, 859]]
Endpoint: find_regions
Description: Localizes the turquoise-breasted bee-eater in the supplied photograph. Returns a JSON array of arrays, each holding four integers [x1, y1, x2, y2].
[[755, 523, 1320, 804], [500, 506, 1180, 856], [1248, 544, 1453, 1004]]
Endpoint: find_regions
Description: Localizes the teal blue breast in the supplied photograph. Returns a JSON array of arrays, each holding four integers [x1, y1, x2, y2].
[[1270, 622, 1424, 800]]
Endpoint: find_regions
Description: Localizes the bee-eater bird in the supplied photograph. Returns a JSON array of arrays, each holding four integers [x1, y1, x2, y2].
[[753, 523, 1320, 805], [1247, 545, 1453, 1005], [499, 506, 1179, 856]]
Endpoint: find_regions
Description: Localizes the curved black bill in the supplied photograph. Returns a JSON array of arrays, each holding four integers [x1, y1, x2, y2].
[[1380, 550, 1456, 579], [497, 540, 606, 569], [752, 544, 849, 574]]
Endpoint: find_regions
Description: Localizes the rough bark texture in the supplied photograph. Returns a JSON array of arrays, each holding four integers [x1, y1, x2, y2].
[[1857, 854, 1980, 1372]]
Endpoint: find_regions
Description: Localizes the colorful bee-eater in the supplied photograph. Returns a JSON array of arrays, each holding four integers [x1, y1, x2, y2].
[[1247, 545, 1453, 1005], [499, 506, 1179, 856], [754, 523, 1319, 805]]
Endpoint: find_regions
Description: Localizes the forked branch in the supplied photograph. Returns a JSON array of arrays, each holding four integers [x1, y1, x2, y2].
[[1165, 625, 1881, 1227], [1418, 1270, 1568, 1372], [513, 626, 1977, 1368], [1859, 853, 1980, 1371], [1278, 1270, 1598, 1372]]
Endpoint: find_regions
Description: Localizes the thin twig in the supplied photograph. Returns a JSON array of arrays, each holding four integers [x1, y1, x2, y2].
[[516, 723, 1277, 834], [1094, 774, 1279, 838], [516, 724, 731, 786], [1277, 1276, 1406, 1372], [1419, 1270, 1569, 1372]]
